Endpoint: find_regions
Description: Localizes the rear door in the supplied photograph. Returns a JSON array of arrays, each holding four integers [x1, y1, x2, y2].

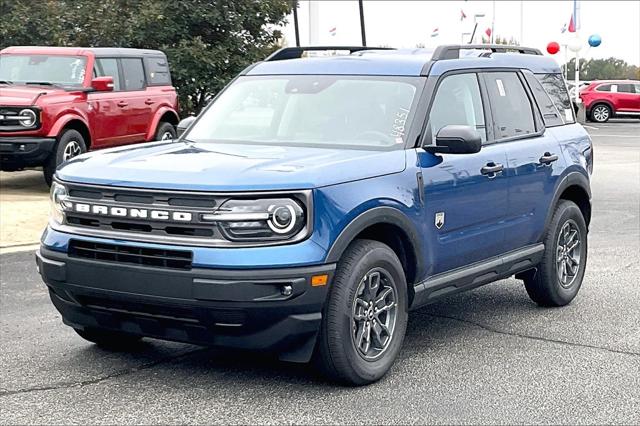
[[119, 57, 153, 142], [488, 71, 565, 252], [419, 72, 508, 274], [615, 83, 640, 113], [88, 58, 129, 147]]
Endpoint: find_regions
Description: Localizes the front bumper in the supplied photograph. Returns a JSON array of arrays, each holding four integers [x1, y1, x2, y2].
[[0, 136, 56, 170], [36, 247, 335, 363]]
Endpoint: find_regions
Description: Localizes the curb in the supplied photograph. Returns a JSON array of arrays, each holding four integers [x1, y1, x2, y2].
[[0, 243, 40, 255]]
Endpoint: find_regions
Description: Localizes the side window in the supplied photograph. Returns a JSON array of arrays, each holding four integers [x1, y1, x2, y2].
[[534, 73, 575, 124], [144, 57, 171, 85], [120, 58, 145, 91], [617, 84, 634, 93], [95, 58, 121, 91], [484, 72, 535, 139], [525, 73, 564, 127], [428, 73, 486, 144], [635, 84, 640, 94], [596, 84, 611, 92]]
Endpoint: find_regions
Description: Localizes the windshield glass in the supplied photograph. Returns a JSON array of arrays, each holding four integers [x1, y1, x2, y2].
[[186, 75, 424, 150], [0, 54, 87, 86]]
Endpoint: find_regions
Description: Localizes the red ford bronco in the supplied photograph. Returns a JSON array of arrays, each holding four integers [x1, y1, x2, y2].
[[0, 46, 179, 184]]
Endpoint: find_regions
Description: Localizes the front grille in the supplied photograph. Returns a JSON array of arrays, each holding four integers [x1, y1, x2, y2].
[[69, 240, 192, 270]]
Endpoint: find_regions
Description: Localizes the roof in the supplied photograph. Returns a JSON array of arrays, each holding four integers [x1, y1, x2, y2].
[[0, 46, 165, 58], [246, 45, 562, 77]]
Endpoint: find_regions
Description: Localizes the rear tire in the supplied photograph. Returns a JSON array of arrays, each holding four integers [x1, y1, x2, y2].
[[74, 328, 142, 349], [155, 122, 177, 141], [590, 104, 611, 123], [43, 129, 87, 186], [523, 200, 588, 307], [314, 239, 408, 386]]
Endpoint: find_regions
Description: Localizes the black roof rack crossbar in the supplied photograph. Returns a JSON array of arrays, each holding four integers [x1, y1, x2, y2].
[[265, 46, 395, 61], [432, 44, 542, 60]]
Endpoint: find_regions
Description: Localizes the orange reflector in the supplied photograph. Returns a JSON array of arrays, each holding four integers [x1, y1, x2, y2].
[[311, 274, 328, 286]]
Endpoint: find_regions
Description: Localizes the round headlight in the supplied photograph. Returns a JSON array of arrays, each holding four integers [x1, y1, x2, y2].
[[18, 109, 37, 127], [269, 205, 296, 234]]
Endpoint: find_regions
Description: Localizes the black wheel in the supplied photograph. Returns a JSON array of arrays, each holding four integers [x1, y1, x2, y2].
[[43, 129, 87, 186], [314, 239, 408, 386], [74, 328, 142, 349], [590, 104, 611, 123], [523, 200, 588, 307], [155, 122, 177, 141]]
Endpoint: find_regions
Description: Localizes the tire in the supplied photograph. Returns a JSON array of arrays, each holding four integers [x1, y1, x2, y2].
[[523, 200, 588, 307], [74, 328, 142, 349], [155, 122, 177, 141], [314, 239, 408, 386], [590, 103, 611, 123], [43, 129, 87, 186]]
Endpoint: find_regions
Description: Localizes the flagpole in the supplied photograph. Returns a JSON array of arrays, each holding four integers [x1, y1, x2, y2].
[[358, 0, 367, 46], [491, 0, 495, 44], [292, 1, 300, 47], [519, 1, 523, 45]]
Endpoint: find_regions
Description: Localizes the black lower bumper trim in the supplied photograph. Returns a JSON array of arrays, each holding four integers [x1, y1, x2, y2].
[[36, 247, 334, 363], [0, 136, 56, 169]]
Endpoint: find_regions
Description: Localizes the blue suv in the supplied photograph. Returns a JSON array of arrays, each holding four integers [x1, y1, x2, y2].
[[37, 45, 593, 385]]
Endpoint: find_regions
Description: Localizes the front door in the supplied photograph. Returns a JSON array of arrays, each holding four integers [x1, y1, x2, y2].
[[419, 72, 508, 275], [88, 58, 129, 148]]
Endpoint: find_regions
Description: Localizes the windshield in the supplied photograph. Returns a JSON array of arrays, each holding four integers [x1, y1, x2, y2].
[[0, 54, 87, 87], [186, 75, 424, 150]]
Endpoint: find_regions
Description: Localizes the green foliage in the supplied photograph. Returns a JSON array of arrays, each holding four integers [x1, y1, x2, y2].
[[563, 57, 639, 81], [0, 0, 293, 114], [493, 35, 519, 46]]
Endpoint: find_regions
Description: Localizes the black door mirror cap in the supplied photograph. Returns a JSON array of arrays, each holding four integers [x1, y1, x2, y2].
[[424, 125, 482, 154]]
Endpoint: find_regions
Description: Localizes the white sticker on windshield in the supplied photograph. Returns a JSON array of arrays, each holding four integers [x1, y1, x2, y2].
[[496, 79, 506, 96], [565, 109, 573, 122]]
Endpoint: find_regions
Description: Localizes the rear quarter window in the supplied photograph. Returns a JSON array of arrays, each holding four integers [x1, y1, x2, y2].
[[144, 56, 171, 86], [524, 72, 564, 127], [534, 73, 575, 124]]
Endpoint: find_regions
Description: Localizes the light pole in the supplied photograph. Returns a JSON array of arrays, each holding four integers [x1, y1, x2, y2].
[[473, 14, 485, 43]]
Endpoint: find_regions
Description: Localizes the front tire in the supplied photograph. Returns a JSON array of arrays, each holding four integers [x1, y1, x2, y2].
[[43, 129, 87, 186], [314, 239, 408, 385], [74, 328, 142, 349], [524, 200, 588, 307], [590, 104, 611, 123]]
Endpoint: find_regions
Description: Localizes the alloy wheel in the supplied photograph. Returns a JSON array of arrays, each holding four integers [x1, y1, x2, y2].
[[556, 220, 582, 288], [351, 268, 398, 361], [593, 105, 609, 122], [62, 140, 82, 161], [161, 131, 173, 141]]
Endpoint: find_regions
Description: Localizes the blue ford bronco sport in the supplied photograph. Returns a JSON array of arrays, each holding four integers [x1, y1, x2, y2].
[[37, 45, 593, 385]]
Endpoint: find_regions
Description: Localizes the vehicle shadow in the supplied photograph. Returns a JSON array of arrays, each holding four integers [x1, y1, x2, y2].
[[0, 169, 49, 196]]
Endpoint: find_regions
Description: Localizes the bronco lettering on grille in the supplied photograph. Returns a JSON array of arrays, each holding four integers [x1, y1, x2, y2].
[[69, 202, 193, 222]]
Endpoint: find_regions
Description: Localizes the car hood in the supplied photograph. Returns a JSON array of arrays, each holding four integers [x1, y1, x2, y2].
[[57, 141, 407, 191], [0, 85, 67, 106]]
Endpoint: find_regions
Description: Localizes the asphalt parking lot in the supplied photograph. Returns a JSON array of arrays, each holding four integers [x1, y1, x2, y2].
[[1, 120, 639, 424]]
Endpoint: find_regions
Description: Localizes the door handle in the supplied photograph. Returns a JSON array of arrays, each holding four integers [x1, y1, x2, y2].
[[117, 101, 128, 107], [144, 99, 155, 105], [539, 152, 559, 165], [481, 162, 504, 177]]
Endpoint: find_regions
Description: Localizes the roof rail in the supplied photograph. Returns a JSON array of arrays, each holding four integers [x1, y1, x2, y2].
[[265, 46, 395, 61], [432, 44, 542, 60]]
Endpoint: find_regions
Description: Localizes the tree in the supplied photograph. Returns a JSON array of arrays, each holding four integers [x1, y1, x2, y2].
[[0, 0, 293, 114], [563, 57, 639, 80]]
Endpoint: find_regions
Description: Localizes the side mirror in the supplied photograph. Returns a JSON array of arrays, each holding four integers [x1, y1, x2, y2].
[[91, 76, 114, 92], [177, 116, 197, 137], [424, 125, 482, 154]]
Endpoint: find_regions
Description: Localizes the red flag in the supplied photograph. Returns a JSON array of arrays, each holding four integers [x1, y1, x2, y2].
[[485, 28, 492, 37], [460, 9, 467, 21], [568, 14, 575, 33]]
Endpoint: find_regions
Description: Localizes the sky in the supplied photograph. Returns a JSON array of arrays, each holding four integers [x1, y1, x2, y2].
[[281, 1, 640, 66]]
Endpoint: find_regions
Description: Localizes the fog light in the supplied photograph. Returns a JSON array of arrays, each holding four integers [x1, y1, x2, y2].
[[19, 144, 26, 151], [281, 284, 293, 296]]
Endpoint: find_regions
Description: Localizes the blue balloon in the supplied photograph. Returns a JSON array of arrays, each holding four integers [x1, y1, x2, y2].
[[588, 34, 602, 47]]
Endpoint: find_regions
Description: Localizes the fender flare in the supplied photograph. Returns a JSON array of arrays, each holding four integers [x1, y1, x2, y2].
[[47, 114, 92, 142], [543, 171, 592, 233], [146, 107, 180, 141], [325, 206, 425, 277]]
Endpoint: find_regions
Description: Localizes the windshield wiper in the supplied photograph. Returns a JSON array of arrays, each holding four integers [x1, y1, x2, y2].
[[25, 81, 65, 89]]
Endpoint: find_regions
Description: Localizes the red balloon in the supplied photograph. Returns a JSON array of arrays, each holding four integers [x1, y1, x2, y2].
[[547, 41, 560, 55]]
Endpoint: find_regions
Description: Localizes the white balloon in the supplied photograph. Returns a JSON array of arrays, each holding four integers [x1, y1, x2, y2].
[[568, 37, 583, 53]]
